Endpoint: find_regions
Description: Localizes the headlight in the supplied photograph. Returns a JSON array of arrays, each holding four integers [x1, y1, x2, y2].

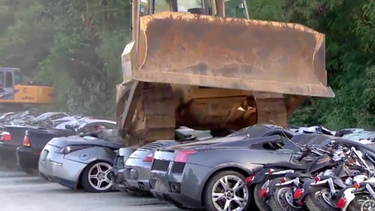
[[56, 145, 93, 154]]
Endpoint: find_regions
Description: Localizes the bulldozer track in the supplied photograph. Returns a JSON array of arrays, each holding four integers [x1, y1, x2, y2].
[[141, 83, 175, 144]]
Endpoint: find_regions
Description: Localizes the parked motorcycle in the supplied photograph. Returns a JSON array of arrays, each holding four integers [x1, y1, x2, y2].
[[248, 144, 324, 211], [303, 146, 372, 211], [337, 176, 375, 211], [263, 143, 370, 211]]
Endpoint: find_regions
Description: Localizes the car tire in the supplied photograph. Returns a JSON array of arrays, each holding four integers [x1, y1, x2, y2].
[[203, 170, 251, 211], [81, 161, 114, 193]]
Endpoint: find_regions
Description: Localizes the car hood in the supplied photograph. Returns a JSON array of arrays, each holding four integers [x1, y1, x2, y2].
[[48, 135, 123, 149]]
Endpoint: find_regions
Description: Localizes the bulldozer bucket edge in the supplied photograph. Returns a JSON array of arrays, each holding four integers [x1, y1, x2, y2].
[[131, 12, 333, 97]]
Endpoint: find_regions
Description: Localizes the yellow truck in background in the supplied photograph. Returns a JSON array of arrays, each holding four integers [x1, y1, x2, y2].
[[0, 67, 55, 112]]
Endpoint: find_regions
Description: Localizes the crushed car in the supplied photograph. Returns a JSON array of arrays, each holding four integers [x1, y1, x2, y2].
[[38, 129, 123, 192], [16, 119, 116, 174]]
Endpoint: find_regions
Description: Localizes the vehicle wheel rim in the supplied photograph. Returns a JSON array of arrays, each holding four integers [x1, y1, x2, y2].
[[211, 175, 248, 211], [276, 187, 302, 210], [314, 189, 337, 208], [88, 162, 113, 191]]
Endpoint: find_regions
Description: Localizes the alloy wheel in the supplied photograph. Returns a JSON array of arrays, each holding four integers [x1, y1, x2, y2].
[[88, 162, 113, 191], [211, 175, 248, 211]]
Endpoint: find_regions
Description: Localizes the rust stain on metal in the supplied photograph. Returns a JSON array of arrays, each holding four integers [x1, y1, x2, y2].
[[134, 12, 332, 97]]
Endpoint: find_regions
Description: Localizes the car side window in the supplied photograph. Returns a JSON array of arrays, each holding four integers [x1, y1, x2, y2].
[[249, 137, 285, 150]]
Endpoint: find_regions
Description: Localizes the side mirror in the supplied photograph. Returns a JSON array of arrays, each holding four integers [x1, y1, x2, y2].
[[65, 124, 75, 131]]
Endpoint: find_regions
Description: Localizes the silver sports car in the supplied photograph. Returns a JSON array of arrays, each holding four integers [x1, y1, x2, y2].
[[38, 130, 123, 192]]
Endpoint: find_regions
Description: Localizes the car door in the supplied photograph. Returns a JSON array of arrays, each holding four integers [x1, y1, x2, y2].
[[248, 136, 295, 164]]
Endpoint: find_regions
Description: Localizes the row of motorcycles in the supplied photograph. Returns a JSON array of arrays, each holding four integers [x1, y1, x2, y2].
[[247, 141, 375, 211]]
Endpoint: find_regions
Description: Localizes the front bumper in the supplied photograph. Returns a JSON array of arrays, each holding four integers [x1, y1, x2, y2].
[[38, 144, 86, 189], [16, 146, 39, 170], [0, 144, 17, 164]]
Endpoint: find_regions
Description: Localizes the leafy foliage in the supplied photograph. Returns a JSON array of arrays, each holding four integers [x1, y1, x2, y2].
[[0, 0, 374, 128]]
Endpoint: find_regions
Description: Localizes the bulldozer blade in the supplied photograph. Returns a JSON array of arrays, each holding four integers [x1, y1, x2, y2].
[[132, 12, 333, 97]]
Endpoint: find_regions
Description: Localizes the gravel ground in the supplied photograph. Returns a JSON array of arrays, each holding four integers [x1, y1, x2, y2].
[[0, 169, 182, 211]]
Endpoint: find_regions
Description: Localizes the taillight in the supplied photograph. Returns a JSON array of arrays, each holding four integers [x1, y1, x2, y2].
[[280, 177, 286, 183], [142, 152, 154, 162], [174, 150, 197, 163], [245, 176, 253, 185], [353, 182, 360, 189], [0, 132, 11, 141], [293, 188, 304, 199], [336, 198, 346, 209], [23, 135, 30, 147], [258, 188, 268, 198]]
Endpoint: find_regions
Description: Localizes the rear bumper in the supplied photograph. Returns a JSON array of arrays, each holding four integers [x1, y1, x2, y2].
[[16, 146, 39, 170], [0, 144, 17, 164], [149, 163, 213, 209], [124, 158, 152, 191], [151, 190, 202, 209]]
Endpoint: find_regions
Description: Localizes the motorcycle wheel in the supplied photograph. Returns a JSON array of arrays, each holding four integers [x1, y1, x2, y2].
[[268, 185, 305, 211], [305, 186, 338, 211], [253, 179, 272, 211], [346, 193, 373, 211]]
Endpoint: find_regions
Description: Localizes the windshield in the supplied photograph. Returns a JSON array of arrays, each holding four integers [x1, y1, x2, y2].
[[177, 0, 201, 13], [14, 72, 21, 84], [343, 131, 375, 141], [224, 0, 248, 19], [154, 0, 172, 13]]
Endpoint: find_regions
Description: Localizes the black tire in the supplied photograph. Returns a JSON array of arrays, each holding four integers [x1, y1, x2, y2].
[[80, 161, 114, 193], [203, 170, 252, 211], [268, 185, 305, 211], [253, 179, 272, 211], [304, 186, 338, 211]]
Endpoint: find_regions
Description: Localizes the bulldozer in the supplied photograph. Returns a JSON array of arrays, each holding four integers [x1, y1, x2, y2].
[[0, 67, 55, 112], [116, 0, 334, 146]]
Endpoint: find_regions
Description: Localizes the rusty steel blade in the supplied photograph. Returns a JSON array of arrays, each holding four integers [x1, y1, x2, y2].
[[133, 12, 333, 97]]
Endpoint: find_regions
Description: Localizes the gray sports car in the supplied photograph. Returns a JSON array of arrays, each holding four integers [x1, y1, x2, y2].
[[120, 127, 213, 193], [38, 130, 123, 192], [149, 127, 335, 210]]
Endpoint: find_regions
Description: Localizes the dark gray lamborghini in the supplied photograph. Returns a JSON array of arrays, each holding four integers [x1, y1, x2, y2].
[[149, 125, 335, 210], [150, 125, 375, 211]]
